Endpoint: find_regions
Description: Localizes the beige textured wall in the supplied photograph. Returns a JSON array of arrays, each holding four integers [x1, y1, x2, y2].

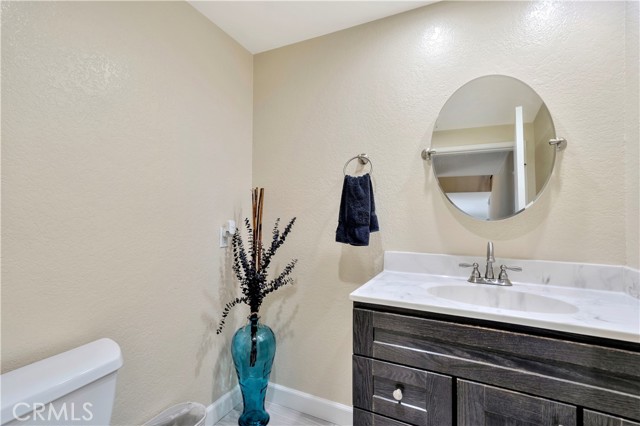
[[254, 1, 639, 406], [1, 2, 252, 424]]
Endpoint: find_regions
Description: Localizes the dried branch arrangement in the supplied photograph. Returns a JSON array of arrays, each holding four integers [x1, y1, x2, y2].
[[216, 188, 297, 334]]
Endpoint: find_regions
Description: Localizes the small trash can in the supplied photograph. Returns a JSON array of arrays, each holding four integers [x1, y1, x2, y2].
[[145, 402, 206, 426]]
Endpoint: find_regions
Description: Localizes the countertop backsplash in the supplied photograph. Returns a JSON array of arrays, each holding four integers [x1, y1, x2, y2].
[[384, 252, 640, 300]]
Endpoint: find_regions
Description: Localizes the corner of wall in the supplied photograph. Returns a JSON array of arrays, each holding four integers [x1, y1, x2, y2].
[[625, 0, 640, 268]]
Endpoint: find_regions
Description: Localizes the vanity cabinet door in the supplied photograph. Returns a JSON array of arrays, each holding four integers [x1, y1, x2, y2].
[[458, 380, 577, 426], [583, 410, 640, 426]]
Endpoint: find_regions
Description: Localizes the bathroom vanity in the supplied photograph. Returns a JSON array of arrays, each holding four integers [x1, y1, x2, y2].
[[351, 252, 640, 426]]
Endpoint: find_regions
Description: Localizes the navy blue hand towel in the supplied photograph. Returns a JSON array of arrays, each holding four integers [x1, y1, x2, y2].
[[336, 173, 379, 246]]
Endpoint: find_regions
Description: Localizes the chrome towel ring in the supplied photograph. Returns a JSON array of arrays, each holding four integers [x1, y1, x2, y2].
[[343, 153, 373, 176]]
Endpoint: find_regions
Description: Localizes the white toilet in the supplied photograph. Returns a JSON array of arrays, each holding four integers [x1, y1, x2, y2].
[[0, 338, 123, 426]]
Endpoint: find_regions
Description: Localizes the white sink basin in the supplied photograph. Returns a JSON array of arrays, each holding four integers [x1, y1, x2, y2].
[[428, 285, 579, 314]]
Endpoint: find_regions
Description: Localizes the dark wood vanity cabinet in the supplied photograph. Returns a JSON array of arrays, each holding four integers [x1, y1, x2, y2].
[[353, 304, 640, 426]]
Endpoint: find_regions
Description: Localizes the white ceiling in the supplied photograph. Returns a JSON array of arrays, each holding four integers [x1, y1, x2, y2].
[[188, 1, 435, 54]]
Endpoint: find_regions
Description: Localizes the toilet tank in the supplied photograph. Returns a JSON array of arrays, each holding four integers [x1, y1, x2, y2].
[[0, 339, 123, 426]]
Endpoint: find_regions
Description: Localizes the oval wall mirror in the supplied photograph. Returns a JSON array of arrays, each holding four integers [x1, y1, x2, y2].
[[428, 75, 562, 221]]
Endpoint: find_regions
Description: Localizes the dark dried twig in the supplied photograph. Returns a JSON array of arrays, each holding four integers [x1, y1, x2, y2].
[[216, 216, 297, 334]]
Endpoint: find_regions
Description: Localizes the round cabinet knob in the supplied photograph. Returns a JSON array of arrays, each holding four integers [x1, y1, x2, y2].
[[392, 387, 403, 401]]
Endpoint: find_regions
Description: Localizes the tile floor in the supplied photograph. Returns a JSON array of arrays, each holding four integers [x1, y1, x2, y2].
[[215, 402, 336, 426]]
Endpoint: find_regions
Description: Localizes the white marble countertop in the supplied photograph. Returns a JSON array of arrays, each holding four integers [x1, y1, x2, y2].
[[350, 252, 640, 344]]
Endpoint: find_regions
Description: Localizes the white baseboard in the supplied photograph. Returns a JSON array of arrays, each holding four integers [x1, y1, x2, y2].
[[206, 383, 353, 426], [266, 383, 353, 426], [205, 386, 241, 426]]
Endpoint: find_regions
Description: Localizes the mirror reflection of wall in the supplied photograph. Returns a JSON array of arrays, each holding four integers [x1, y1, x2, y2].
[[533, 103, 555, 194], [430, 75, 557, 221]]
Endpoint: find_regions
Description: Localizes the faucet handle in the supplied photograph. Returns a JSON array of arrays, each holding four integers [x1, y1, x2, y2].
[[498, 265, 522, 280], [459, 262, 482, 283]]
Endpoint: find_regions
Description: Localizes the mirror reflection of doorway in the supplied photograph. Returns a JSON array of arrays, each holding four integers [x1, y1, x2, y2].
[[433, 146, 514, 220]]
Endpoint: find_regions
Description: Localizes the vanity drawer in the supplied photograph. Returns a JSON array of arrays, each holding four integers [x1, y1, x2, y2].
[[353, 355, 452, 426], [354, 408, 412, 426], [583, 410, 640, 426]]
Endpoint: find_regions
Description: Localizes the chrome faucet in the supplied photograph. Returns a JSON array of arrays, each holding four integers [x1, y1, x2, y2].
[[485, 241, 495, 280], [459, 241, 522, 286]]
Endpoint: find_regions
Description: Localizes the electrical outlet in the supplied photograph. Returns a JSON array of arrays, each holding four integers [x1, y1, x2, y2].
[[220, 227, 229, 248]]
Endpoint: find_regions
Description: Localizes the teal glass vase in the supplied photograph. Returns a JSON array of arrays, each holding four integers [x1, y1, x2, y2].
[[231, 314, 276, 426]]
